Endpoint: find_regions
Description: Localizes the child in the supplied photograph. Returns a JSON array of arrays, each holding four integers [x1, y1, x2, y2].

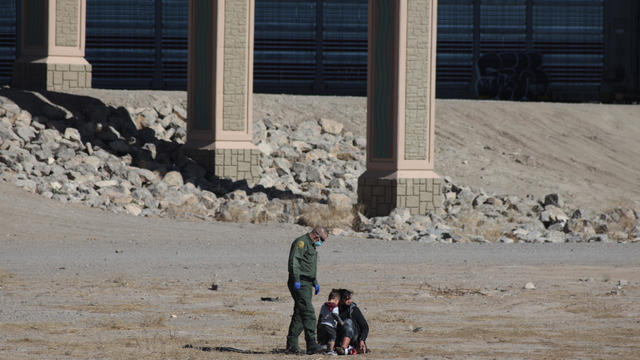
[[317, 289, 343, 355]]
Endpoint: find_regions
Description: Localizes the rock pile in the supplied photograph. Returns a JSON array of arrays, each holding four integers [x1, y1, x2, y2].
[[356, 184, 639, 243], [0, 92, 638, 243]]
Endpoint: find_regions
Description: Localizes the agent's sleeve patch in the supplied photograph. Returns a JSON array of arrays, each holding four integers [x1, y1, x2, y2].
[[297, 241, 305, 249]]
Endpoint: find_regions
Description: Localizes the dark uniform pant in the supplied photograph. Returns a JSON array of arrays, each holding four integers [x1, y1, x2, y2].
[[286, 279, 316, 350]]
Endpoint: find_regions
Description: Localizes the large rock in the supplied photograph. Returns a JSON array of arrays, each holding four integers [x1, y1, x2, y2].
[[263, 117, 281, 130], [162, 171, 184, 188], [200, 191, 219, 210], [173, 104, 187, 120], [353, 136, 366, 149], [328, 178, 346, 189], [273, 157, 292, 176], [328, 193, 352, 212], [267, 130, 289, 147], [273, 145, 300, 160], [588, 234, 611, 243], [540, 205, 569, 225], [124, 203, 143, 216], [14, 110, 32, 126], [137, 108, 158, 128], [218, 200, 252, 223], [369, 227, 394, 241], [95, 179, 119, 188], [248, 192, 268, 205], [263, 200, 286, 222], [14, 125, 37, 143], [154, 102, 173, 118], [0, 122, 20, 142], [258, 173, 277, 188], [131, 188, 158, 209], [225, 189, 248, 202], [306, 166, 327, 185], [304, 149, 329, 162], [543, 193, 564, 208], [159, 190, 198, 209], [159, 113, 176, 129], [55, 146, 76, 162], [309, 133, 339, 153], [566, 218, 591, 234], [544, 230, 566, 243], [35, 129, 62, 152], [257, 141, 276, 156], [319, 118, 343, 135], [63, 127, 83, 144], [130, 168, 159, 185], [386, 208, 412, 229], [291, 120, 321, 141], [0, 101, 21, 117], [472, 194, 489, 208], [523, 229, 544, 243], [291, 140, 313, 153]]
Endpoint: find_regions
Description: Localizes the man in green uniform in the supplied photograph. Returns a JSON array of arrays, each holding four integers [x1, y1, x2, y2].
[[285, 226, 329, 355]]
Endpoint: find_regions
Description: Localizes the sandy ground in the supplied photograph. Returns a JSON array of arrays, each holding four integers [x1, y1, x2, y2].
[[1, 180, 640, 360], [1, 92, 640, 359]]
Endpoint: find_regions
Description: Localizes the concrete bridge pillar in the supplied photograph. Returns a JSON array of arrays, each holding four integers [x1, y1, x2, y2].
[[185, 0, 260, 184], [13, 0, 92, 91], [186, 0, 443, 213], [358, 0, 442, 216]]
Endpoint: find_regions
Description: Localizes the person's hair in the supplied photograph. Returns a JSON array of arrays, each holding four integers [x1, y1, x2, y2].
[[328, 288, 340, 301], [311, 226, 328, 241], [339, 288, 353, 302]]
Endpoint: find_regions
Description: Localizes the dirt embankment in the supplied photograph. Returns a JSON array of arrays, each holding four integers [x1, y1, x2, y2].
[[53, 89, 640, 210]]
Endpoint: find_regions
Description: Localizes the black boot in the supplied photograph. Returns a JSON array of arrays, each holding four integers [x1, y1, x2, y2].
[[306, 341, 325, 355], [284, 347, 302, 355]]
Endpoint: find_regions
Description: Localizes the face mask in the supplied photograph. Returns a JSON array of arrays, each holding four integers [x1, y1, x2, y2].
[[314, 241, 323, 247]]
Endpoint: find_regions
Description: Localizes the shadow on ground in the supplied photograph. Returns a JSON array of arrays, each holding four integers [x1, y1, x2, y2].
[[183, 344, 288, 354]]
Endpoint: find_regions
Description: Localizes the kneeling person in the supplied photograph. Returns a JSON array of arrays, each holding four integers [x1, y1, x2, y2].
[[337, 289, 369, 354], [317, 289, 343, 355]]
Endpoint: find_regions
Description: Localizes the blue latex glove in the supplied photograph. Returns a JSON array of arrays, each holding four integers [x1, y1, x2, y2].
[[294, 281, 301, 290], [314, 283, 320, 295]]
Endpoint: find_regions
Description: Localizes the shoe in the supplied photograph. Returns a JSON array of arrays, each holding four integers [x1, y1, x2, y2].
[[326, 350, 337, 355], [306, 342, 325, 354], [335, 346, 345, 355], [284, 347, 302, 355]]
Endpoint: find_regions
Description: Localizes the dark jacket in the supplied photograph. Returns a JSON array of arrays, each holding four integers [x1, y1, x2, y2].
[[339, 302, 369, 342]]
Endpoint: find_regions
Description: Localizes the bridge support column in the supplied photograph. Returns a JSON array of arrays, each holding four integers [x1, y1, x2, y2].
[[185, 0, 259, 184], [358, 0, 443, 216], [13, 0, 91, 91]]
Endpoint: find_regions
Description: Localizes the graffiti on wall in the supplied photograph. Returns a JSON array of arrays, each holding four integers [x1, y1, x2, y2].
[[475, 52, 549, 101]]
